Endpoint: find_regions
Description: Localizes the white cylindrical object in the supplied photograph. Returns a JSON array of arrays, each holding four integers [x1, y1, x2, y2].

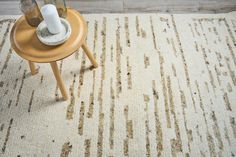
[[40, 4, 62, 34]]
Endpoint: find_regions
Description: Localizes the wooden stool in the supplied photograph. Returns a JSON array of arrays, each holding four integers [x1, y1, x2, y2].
[[10, 8, 98, 100]]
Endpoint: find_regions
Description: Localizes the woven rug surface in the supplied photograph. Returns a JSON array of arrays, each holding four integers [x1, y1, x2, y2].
[[0, 12, 236, 157]]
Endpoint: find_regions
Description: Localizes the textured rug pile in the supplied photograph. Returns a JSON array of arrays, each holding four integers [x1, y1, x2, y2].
[[0, 12, 236, 157]]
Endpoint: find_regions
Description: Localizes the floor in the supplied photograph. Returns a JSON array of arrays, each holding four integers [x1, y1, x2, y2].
[[0, 0, 236, 15], [1, 11, 236, 156]]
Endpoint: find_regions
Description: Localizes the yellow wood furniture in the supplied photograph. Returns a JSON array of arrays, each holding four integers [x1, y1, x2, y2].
[[10, 8, 98, 100]]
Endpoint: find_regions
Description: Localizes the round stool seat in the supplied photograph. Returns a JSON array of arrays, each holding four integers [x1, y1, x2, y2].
[[10, 8, 87, 63], [10, 8, 98, 101]]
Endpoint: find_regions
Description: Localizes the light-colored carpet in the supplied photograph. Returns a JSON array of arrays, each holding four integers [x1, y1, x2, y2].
[[0, 12, 236, 157]]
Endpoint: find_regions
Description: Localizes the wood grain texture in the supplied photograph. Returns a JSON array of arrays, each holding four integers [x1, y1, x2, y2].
[[0, 0, 236, 14], [0, 11, 236, 156], [124, 0, 236, 13]]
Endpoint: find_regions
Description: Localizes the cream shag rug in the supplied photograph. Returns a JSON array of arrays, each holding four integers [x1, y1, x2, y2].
[[0, 12, 236, 157]]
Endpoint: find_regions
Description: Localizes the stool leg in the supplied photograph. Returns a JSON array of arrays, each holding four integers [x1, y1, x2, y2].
[[50, 61, 68, 100], [81, 43, 98, 68], [28, 61, 38, 75]]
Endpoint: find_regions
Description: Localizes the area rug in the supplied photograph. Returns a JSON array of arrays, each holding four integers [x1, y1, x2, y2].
[[0, 12, 236, 157]]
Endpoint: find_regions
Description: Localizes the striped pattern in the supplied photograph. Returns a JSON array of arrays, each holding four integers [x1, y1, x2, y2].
[[0, 12, 236, 156]]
